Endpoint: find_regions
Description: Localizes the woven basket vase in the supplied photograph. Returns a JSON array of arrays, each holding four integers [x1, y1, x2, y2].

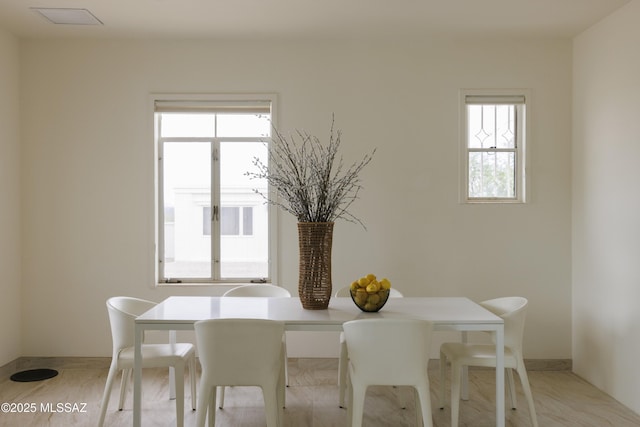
[[297, 222, 334, 309]]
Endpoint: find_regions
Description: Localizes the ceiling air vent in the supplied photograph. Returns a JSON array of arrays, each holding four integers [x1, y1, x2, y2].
[[31, 8, 103, 25]]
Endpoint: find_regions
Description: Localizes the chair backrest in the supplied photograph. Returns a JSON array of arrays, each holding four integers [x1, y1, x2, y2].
[[334, 286, 404, 298], [479, 297, 528, 352], [343, 318, 432, 385], [223, 284, 291, 298], [195, 319, 285, 386], [106, 296, 156, 354]]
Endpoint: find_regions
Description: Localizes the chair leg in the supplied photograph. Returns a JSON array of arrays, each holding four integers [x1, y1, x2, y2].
[[195, 382, 212, 427], [350, 383, 367, 427], [174, 363, 185, 427], [338, 336, 348, 408], [282, 337, 289, 387], [208, 387, 217, 427], [118, 368, 131, 410], [262, 383, 281, 427], [516, 364, 539, 427], [98, 362, 120, 427], [276, 361, 285, 426], [279, 355, 286, 409], [415, 384, 433, 427], [507, 368, 517, 410], [218, 386, 226, 408], [450, 361, 462, 427], [346, 370, 353, 424], [190, 355, 197, 411], [439, 351, 447, 409]]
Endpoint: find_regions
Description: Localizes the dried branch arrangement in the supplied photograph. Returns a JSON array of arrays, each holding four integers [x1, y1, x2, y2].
[[247, 116, 375, 226]]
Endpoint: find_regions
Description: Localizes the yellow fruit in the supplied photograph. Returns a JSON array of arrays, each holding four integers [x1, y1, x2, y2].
[[366, 281, 379, 293], [357, 277, 370, 287], [354, 289, 367, 305], [368, 293, 380, 305], [380, 278, 391, 290], [365, 273, 377, 282], [350, 281, 359, 291]]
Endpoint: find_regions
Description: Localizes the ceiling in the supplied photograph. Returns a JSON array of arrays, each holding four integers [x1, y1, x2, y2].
[[0, 0, 631, 40]]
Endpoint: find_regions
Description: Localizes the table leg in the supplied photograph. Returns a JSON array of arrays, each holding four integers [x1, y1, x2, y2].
[[461, 331, 469, 401], [134, 324, 143, 427], [169, 330, 176, 400], [495, 324, 505, 427]]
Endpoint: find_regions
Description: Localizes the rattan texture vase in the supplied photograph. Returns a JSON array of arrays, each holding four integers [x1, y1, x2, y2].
[[297, 222, 334, 309]]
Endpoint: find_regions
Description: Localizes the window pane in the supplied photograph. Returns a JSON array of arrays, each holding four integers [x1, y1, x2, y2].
[[468, 151, 515, 198], [243, 207, 253, 236], [161, 113, 215, 137], [494, 105, 515, 149], [163, 142, 211, 278], [203, 206, 211, 236], [221, 207, 239, 235], [217, 114, 271, 137], [467, 105, 515, 149], [220, 141, 268, 278]]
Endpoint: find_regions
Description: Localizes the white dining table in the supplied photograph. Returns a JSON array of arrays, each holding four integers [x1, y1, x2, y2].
[[133, 296, 505, 427]]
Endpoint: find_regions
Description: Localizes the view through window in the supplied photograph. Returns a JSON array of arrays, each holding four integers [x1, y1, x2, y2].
[[156, 100, 272, 282]]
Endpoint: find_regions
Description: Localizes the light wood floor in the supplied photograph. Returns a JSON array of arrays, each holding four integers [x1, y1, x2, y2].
[[1, 358, 639, 426]]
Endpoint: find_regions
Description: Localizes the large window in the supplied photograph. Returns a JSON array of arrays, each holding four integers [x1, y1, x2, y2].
[[460, 90, 528, 203], [154, 95, 275, 283]]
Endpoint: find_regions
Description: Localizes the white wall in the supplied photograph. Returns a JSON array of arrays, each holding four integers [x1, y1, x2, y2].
[[0, 28, 21, 366], [573, 0, 640, 413], [19, 36, 572, 359]]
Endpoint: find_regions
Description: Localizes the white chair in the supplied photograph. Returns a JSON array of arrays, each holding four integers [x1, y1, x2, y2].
[[335, 286, 404, 408], [343, 318, 434, 427], [220, 284, 291, 408], [439, 296, 538, 427], [223, 284, 291, 298], [98, 296, 196, 427], [194, 318, 285, 427]]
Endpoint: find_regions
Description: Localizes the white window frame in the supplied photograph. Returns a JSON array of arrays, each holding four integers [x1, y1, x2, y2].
[[151, 93, 278, 285], [459, 89, 530, 203]]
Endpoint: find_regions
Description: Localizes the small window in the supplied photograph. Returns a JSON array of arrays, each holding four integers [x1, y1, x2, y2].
[[220, 207, 253, 236], [243, 207, 253, 235], [460, 90, 528, 203], [221, 207, 240, 235], [203, 207, 211, 236]]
